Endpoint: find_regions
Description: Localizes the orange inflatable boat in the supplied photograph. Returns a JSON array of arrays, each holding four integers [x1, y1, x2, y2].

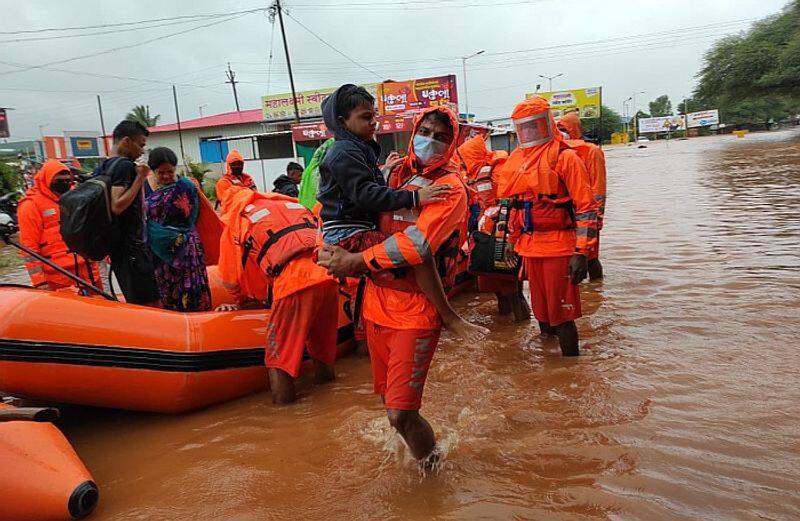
[[0, 267, 354, 413], [0, 404, 98, 521]]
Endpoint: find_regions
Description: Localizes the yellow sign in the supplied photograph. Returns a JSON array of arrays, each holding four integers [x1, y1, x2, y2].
[[526, 87, 601, 119], [262, 84, 378, 121], [75, 139, 94, 150]]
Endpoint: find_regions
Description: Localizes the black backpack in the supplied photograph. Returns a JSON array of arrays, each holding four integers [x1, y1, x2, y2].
[[59, 158, 122, 261]]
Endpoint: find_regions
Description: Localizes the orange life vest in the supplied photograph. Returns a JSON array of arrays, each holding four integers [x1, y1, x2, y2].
[[240, 199, 317, 279]]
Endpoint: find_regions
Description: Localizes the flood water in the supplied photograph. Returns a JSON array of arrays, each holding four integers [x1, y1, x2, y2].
[[4, 131, 800, 519]]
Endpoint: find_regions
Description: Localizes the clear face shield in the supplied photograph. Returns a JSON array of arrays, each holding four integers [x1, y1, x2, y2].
[[514, 111, 554, 148]]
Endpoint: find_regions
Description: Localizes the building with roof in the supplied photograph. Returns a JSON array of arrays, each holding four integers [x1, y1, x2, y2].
[[146, 108, 299, 192]]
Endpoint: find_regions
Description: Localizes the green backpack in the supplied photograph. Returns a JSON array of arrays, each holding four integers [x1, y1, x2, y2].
[[297, 138, 335, 210]]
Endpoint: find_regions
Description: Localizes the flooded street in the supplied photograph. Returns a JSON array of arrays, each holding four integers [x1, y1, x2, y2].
[[4, 131, 800, 519]]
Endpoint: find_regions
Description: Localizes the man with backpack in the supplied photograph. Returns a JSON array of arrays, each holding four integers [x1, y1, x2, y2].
[[103, 120, 159, 305]]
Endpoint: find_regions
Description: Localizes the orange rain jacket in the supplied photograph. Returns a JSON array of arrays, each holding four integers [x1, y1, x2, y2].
[[215, 149, 256, 208], [217, 186, 330, 304], [361, 106, 468, 330], [558, 115, 607, 228], [17, 160, 101, 290], [495, 97, 599, 258], [458, 134, 508, 215]]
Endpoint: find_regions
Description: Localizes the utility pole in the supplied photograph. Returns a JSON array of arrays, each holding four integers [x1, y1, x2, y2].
[[632, 91, 645, 143], [172, 85, 185, 164], [272, 0, 300, 123], [226, 62, 241, 112], [461, 49, 484, 120], [96, 95, 108, 156]]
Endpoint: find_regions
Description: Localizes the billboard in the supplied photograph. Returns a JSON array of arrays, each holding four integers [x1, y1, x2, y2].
[[0, 109, 8, 138], [638, 115, 686, 133], [262, 84, 378, 121], [292, 114, 416, 142], [378, 75, 458, 116], [527, 87, 601, 119], [686, 109, 719, 128], [267, 75, 458, 122], [65, 131, 101, 157]]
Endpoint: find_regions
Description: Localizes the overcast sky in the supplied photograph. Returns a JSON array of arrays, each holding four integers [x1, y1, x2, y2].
[[1, 0, 790, 141]]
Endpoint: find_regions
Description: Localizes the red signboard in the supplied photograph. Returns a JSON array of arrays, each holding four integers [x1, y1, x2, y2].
[[291, 122, 330, 142], [378, 75, 458, 116], [293, 115, 417, 142], [0, 109, 9, 138]]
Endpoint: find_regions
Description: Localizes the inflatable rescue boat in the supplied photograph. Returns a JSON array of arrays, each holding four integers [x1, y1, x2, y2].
[[0, 267, 354, 413], [0, 404, 98, 521]]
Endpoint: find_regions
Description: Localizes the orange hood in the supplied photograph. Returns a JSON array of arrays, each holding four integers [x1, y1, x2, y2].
[[225, 149, 245, 176], [457, 134, 491, 180], [558, 111, 582, 140], [495, 96, 563, 197], [398, 105, 461, 183], [26, 159, 71, 202]]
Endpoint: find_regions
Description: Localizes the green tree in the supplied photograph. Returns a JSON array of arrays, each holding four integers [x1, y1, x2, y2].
[[581, 105, 623, 142], [125, 105, 160, 128], [693, 0, 800, 126], [648, 95, 673, 117], [0, 162, 23, 195]]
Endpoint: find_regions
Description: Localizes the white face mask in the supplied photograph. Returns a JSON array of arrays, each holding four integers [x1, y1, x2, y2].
[[413, 134, 448, 165], [514, 111, 554, 148]]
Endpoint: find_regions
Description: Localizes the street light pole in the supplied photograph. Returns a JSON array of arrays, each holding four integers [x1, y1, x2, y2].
[[631, 91, 645, 142], [538, 72, 563, 92], [461, 49, 484, 120]]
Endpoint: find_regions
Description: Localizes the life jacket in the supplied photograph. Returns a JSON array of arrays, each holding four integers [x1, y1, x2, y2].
[[514, 179, 575, 233], [239, 199, 317, 279], [373, 171, 461, 293]]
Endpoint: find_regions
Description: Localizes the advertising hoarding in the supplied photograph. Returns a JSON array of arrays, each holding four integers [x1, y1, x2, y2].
[[686, 109, 719, 128], [527, 87, 601, 119], [638, 115, 687, 133]]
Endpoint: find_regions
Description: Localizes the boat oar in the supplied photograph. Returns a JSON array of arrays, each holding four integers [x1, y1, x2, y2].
[[0, 407, 60, 423], [0, 225, 116, 301]]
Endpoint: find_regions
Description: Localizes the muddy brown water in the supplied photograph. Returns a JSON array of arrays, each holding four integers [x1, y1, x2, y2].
[[2, 131, 799, 520]]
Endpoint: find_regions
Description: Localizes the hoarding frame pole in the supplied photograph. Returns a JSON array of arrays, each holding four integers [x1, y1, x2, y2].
[[96, 95, 108, 156], [172, 85, 186, 164], [274, 0, 301, 124], [598, 86, 603, 148]]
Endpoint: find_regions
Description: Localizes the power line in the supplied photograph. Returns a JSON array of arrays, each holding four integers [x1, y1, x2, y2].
[[0, 7, 268, 35], [282, 9, 383, 79], [0, 13, 253, 77], [0, 15, 234, 44]]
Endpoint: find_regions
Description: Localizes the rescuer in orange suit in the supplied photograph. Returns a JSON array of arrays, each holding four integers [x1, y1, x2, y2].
[[215, 149, 257, 208], [558, 111, 607, 280], [317, 106, 468, 467], [495, 97, 599, 356], [17, 159, 102, 292], [458, 134, 531, 322], [216, 185, 338, 404]]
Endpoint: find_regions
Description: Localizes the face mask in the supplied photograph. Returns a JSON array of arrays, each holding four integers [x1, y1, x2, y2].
[[230, 164, 244, 175], [49, 179, 71, 195], [413, 135, 448, 166]]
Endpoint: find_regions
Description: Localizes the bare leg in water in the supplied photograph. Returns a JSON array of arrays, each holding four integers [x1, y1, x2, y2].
[[588, 258, 603, 280], [412, 256, 488, 343], [268, 368, 296, 404], [386, 408, 438, 467], [313, 359, 335, 384], [554, 320, 579, 356]]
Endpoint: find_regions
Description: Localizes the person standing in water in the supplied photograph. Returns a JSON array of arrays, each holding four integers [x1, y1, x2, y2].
[[318, 106, 471, 467], [495, 97, 599, 356]]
